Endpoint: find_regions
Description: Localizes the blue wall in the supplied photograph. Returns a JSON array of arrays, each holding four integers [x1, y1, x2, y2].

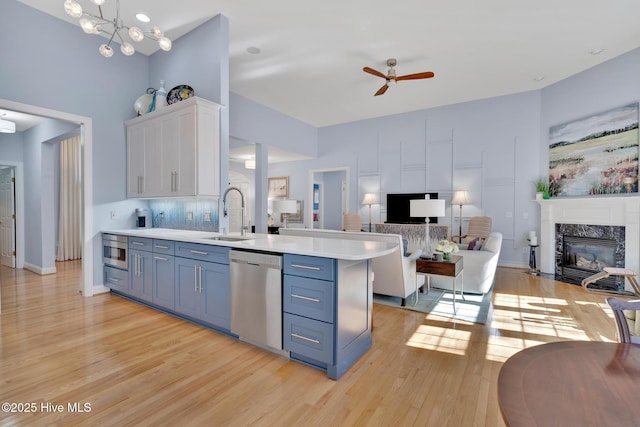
[[3, 1, 640, 273]]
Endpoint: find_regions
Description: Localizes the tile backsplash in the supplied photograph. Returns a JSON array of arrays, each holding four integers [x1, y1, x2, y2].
[[149, 199, 219, 231]]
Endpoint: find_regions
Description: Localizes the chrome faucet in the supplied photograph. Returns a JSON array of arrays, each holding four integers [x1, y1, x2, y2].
[[222, 186, 246, 236]]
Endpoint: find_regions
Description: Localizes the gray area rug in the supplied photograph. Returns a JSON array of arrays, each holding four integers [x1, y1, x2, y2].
[[373, 287, 493, 324]]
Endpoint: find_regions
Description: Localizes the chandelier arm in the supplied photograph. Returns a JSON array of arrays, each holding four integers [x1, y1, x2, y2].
[[83, 11, 111, 25], [103, 29, 117, 46], [97, 5, 105, 20], [114, 29, 126, 45]]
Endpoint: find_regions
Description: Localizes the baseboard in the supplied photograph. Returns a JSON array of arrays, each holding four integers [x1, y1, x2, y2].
[[23, 263, 57, 275], [92, 285, 111, 295], [498, 261, 528, 269]]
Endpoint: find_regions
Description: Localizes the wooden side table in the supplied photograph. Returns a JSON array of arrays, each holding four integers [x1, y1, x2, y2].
[[416, 255, 464, 313]]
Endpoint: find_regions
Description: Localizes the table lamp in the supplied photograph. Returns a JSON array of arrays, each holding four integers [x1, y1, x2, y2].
[[410, 198, 445, 254], [273, 199, 298, 228], [361, 193, 378, 232], [451, 190, 470, 243]]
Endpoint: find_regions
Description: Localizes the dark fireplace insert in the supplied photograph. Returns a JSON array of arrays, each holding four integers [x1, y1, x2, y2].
[[555, 224, 625, 292]]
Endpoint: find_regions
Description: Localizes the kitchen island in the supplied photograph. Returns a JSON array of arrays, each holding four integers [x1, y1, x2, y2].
[[102, 228, 397, 379]]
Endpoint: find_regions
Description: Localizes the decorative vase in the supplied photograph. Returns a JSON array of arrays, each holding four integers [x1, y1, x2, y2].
[[443, 252, 450, 261], [543, 190, 550, 200], [155, 80, 168, 110]]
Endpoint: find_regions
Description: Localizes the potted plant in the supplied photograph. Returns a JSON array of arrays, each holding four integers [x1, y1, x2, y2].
[[535, 177, 549, 201]]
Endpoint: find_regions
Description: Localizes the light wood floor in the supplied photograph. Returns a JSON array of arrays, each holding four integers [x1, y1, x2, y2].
[[0, 262, 617, 426]]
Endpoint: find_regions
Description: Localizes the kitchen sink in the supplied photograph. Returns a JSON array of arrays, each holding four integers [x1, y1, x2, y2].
[[206, 236, 254, 242]]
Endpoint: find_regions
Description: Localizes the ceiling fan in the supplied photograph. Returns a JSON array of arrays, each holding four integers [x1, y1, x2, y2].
[[363, 58, 435, 96]]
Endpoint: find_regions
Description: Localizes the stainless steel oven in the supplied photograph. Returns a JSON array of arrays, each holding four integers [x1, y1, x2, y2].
[[102, 234, 128, 270]]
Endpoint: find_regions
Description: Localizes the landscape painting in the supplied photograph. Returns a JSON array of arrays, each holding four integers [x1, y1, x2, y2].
[[548, 102, 639, 197]]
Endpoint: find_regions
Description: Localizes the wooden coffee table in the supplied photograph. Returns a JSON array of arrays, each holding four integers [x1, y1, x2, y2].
[[416, 255, 464, 313]]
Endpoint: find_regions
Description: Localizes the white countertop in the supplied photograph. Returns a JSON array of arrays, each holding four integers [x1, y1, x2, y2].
[[101, 228, 398, 261]]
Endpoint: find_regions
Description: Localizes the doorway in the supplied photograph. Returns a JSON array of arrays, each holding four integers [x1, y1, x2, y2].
[[0, 167, 15, 267], [307, 167, 349, 230], [0, 98, 93, 296]]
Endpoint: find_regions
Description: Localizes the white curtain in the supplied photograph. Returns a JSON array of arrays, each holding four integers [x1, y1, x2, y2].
[[56, 135, 82, 261]]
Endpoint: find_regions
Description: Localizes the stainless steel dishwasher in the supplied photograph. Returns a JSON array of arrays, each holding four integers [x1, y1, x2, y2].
[[229, 250, 284, 351]]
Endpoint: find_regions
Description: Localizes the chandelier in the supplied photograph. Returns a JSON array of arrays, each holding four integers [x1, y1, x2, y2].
[[63, 0, 172, 58]]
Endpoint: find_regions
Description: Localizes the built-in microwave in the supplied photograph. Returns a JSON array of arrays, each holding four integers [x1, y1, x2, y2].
[[102, 234, 128, 270]]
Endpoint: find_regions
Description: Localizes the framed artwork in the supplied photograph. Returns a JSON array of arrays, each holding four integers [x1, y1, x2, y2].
[[268, 176, 289, 198], [548, 102, 639, 197]]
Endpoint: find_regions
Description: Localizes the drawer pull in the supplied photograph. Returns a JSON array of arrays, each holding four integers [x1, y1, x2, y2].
[[107, 277, 120, 283], [291, 294, 321, 303], [132, 241, 145, 246], [154, 245, 169, 249], [291, 333, 320, 344], [190, 250, 208, 255], [291, 264, 321, 271], [154, 256, 168, 261]]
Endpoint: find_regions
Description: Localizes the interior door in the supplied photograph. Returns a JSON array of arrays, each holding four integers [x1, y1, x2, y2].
[[0, 167, 16, 268]]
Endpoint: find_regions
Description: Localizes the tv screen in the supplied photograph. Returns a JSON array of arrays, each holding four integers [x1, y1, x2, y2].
[[386, 192, 439, 224]]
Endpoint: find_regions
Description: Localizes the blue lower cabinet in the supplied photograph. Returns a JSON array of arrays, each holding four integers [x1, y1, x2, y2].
[[152, 254, 175, 310], [174, 257, 230, 330], [129, 249, 153, 303], [283, 313, 334, 364], [200, 261, 230, 329], [104, 265, 128, 293]]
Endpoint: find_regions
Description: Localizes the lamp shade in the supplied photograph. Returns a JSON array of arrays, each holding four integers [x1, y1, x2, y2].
[[410, 199, 445, 217], [273, 199, 298, 214], [361, 193, 378, 205], [451, 190, 470, 205]]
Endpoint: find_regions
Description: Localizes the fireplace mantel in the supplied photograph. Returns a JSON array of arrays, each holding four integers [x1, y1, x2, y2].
[[538, 197, 640, 288]]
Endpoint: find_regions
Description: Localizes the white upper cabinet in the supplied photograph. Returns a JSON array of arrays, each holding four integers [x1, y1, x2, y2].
[[126, 97, 221, 198]]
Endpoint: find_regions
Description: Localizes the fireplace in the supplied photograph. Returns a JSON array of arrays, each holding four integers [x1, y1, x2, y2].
[[555, 224, 625, 291]]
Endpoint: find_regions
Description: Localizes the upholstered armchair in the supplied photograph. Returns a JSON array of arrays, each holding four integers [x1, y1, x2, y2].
[[343, 214, 363, 232], [452, 216, 492, 249]]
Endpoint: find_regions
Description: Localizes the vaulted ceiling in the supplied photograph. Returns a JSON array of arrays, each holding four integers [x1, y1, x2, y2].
[[17, 1, 640, 127]]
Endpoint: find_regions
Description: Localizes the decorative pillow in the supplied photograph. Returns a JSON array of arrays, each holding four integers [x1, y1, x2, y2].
[[473, 238, 485, 251], [402, 238, 408, 256], [467, 237, 481, 250]]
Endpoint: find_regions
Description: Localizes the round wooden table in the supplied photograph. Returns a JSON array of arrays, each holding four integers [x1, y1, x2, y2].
[[498, 341, 640, 427]]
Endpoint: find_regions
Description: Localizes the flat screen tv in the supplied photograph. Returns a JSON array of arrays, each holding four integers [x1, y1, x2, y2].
[[386, 192, 439, 224]]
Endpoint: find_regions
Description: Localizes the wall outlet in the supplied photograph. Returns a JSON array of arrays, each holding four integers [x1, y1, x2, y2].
[[204, 211, 211, 222], [186, 212, 193, 221], [110, 211, 116, 220]]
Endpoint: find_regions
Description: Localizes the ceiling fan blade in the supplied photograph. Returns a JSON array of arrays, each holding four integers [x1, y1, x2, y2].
[[363, 67, 387, 79], [374, 84, 389, 96], [396, 71, 435, 81]]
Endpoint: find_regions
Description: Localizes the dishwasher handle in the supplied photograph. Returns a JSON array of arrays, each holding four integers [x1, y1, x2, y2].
[[229, 250, 282, 270]]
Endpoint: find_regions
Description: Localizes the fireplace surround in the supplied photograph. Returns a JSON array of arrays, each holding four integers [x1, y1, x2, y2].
[[539, 196, 640, 294]]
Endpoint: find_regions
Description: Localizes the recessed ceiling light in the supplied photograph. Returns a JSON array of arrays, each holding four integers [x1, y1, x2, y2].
[[534, 76, 545, 82], [589, 48, 605, 55], [246, 46, 261, 54], [136, 13, 150, 23]]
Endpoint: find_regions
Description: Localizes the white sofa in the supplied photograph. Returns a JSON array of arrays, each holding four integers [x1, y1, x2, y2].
[[278, 228, 425, 305], [430, 232, 503, 294]]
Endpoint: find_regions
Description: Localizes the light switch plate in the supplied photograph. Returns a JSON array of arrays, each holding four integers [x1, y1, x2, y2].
[[204, 211, 211, 222], [186, 212, 193, 221]]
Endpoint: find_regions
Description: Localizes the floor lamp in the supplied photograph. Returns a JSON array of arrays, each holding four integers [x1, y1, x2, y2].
[[410, 198, 445, 255], [451, 190, 470, 243], [361, 193, 378, 232]]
